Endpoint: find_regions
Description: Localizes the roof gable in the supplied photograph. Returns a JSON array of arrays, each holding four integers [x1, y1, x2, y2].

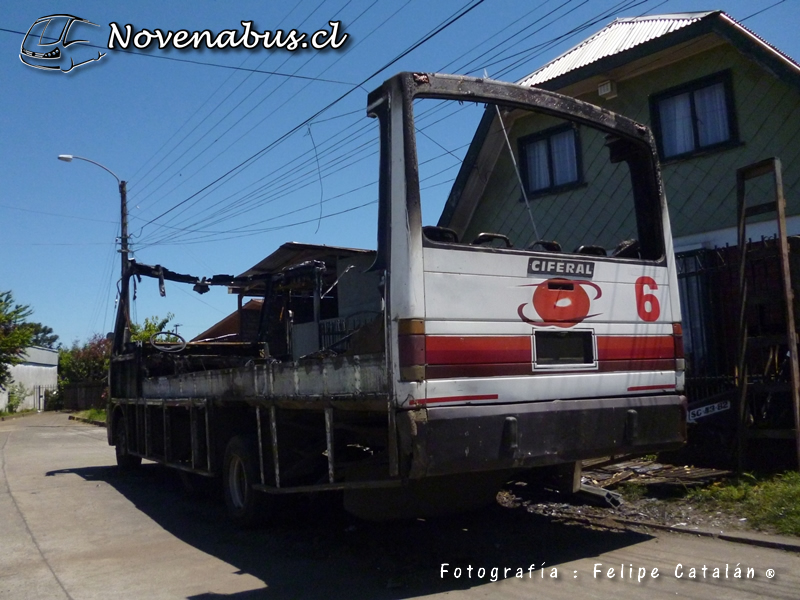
[[520, 12, 715, 87], [518, 11, 800, 92]]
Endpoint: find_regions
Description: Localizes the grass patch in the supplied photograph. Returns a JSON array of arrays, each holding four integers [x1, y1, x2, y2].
[[0, 408, 36, 418], [688, 471, 800, 536], [75, 408, 107, 423], [620, 482, 648, 502]]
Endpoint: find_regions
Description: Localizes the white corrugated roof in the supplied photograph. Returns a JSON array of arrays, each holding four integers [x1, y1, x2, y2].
[[519, 12, 717, 87]]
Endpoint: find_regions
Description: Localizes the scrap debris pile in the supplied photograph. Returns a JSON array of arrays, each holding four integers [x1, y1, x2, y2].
[[581, 458, 731, 490], [499, 458, 747, 533]]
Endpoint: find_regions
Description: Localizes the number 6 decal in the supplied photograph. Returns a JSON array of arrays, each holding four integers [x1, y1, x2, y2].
[[635, 276, 660, 322]]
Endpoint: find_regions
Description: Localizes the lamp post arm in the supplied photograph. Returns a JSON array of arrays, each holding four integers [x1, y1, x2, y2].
[[69, 155, 121, 183]]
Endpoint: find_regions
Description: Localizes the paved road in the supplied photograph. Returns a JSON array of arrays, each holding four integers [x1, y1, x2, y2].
[[1, 412, 799, 600]]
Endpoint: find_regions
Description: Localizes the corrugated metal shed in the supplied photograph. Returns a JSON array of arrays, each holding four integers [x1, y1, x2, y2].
[[230, 241, 375, 296], [519, 12, 716, 87], [236, 242, 374, 279]]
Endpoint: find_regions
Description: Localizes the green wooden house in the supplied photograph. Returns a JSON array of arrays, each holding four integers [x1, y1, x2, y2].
[[437, 11, 800, 446], [439, 10, 800, 252]]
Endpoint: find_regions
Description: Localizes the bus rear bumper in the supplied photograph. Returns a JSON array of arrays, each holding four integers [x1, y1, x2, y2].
[[403, 395, 687, 477]]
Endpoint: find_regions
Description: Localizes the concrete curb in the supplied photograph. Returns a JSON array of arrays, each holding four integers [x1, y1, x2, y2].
[[562, 514, 800, 553], [67, 415, 106, 428]]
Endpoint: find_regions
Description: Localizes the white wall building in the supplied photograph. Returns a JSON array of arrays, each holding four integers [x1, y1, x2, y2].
[[0, 347, 58, 411]]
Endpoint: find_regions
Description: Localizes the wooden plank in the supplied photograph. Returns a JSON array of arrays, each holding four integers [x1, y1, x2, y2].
[[597, 471, 633, 488]]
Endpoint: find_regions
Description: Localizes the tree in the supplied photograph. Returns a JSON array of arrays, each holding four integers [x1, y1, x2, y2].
[[129, 313, 175, 343], [58, 334, 111, 385], [0, 291, 34, 388], [50, 334, 111, 411], [55, 313, 176, 391], [28, 323, 59, 349], [56, 313, 176, 388]]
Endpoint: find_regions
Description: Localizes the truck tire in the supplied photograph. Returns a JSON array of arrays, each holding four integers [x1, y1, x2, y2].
[[223, 435, 269, 527], [114, 412, 142, 470]]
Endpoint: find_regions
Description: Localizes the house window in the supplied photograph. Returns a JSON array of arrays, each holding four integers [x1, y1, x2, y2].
[[519, 125, 581, 194], [651, 72, 737, 159]]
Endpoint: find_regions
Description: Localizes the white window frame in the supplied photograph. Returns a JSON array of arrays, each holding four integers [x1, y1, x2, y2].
[[651, 71, 738, 160], [519, 124, 582, 195]]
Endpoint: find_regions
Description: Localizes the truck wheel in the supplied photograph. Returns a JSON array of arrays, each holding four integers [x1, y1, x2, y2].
[[114, 413, 142, 470], [223, 436, 269, 527]]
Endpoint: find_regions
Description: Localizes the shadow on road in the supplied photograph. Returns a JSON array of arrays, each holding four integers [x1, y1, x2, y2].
[[46, 464, 652, 599]]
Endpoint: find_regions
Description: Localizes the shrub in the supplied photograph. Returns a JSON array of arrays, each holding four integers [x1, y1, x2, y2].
[[44, 388, 63, 411], [5, 382, 28, 414]]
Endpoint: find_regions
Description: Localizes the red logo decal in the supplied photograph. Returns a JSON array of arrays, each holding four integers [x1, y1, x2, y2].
[[518, 278, 602, 328]]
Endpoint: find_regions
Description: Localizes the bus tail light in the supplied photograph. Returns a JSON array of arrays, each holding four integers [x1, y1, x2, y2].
[[673, 323, 685, 372], [398, 319, 425, 381]]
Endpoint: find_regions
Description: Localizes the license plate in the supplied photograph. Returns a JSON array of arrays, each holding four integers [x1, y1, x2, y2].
[[687, 400, 731, 424]]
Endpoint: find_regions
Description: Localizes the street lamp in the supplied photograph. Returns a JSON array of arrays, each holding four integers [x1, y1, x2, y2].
[[57, 154, 129, 279], [58, 154, 132, 352]]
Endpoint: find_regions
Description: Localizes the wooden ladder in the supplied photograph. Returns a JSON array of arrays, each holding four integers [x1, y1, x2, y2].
[[735, 157, 800, 471]]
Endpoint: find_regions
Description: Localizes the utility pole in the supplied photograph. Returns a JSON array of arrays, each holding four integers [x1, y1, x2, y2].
[[58, 154, 130, 351], [119, 179, 128, 278], [117, 178, 131, 350]]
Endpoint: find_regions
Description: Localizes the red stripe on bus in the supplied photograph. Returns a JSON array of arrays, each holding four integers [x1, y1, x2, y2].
[[426, 336, 530, 365], [627, 384, 677, 392], [410, 394, 499, 406], [424, 334, 675, 366], [596, 336, 674, 360]]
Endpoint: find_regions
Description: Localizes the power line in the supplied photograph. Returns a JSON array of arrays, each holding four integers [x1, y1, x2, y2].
[[135, 0, 489, 239], [111, 50, 356, 85], [498, 0, 667, 78], [437, 0, 553, 73], [108, 0, 794, 253], [142, 0, 648, 242], [134, 4, 499, 242], [742, 0, 787, 22], [456, 0, 590, 75], [136, 89, 471, 244], [127, 0, 324, 188], [129, 0, 357, 204], [88, 236, 119, 336], [0, 203, 118, 224], [136, 106, 474, 246], [137, 139, 467, 247], [0, 241, 116, 247], [483, 0, 650, 78], [134, 122, 378, 244], [129, 0, 398, 213], [144, 199, 378, 246], [135, 0, 697, 250]]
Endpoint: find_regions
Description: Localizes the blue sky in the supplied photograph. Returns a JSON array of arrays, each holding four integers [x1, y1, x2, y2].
[[1, 0, 797, 346]]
